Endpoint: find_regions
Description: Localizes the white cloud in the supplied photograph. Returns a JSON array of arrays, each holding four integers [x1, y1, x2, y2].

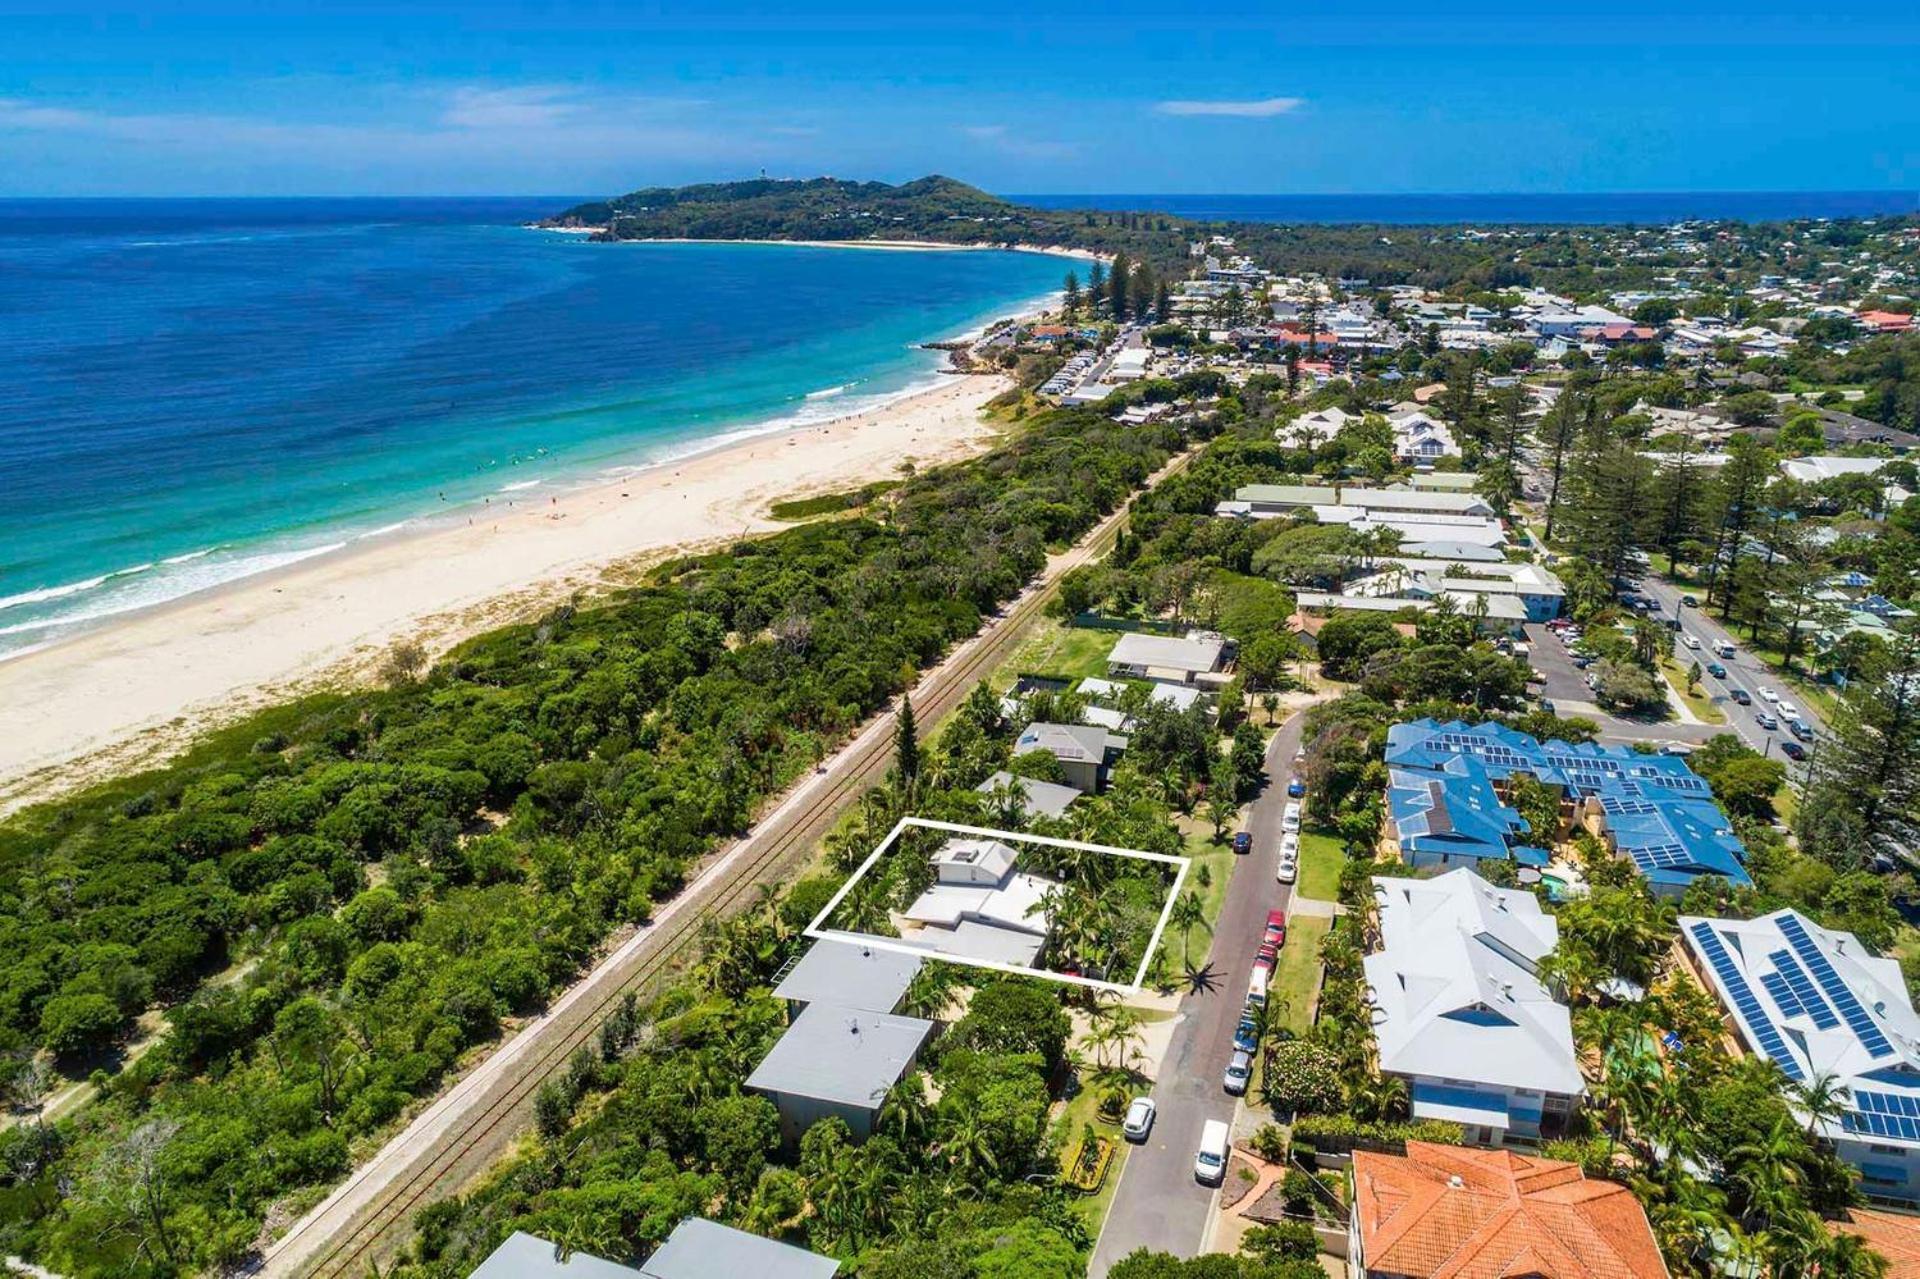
[[440, 86, 582, 130], [958, 123, 1074, 160], [1155, 97, 1304, 118]]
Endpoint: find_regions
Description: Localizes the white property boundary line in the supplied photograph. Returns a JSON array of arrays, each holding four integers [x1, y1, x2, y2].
[[805, 816, 1190, 994]]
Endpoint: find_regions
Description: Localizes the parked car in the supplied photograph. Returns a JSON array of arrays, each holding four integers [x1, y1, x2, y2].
[[1706, 662, 1726, 679], [1264, 909, 1288, 947], [1661, 742, 1695, 756], [1123, 1097, 1156, 1142], [1286, 776, 1305, 798], [1730, 688, 1753, 706], [1276, 853, 1298, 885], [1539, 698, 1556, 714], [1195, 1120, 1230, 1183], [1280, 830, 1299, 856], [1232, 831, 1252, 855], [1255, 939, 1278, 971], [1682, 594, 1699, 607], [1781, 741, 1808, 761], [1223, 1051, 1252, 1096], [1756, 711, 1779, 730], [1282, 802, 1301, 832], [1234, 1016, 1260, 1054]]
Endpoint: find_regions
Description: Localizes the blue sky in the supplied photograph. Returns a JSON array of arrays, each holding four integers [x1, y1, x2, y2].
[[3, 1, 1917, 197]]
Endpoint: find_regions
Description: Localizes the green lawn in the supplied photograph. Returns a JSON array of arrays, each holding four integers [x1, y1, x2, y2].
[[991, 620, 1117, 691], [1660, 658, 1726, 724], [1269, 914, 1331, 1035], [1295, 829, 1345, 902], [1167, 822, 1239, 969]]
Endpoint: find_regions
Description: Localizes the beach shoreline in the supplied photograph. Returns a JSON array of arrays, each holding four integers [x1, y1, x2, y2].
[[0, 372, 1019, 815]]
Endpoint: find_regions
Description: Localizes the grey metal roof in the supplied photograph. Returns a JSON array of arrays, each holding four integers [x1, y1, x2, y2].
[[746, 1002, 932, 1110], [772, 940, 921, 1015], [470, 1232, 642, 1279], [642, 1218, 840, 1279], [978, 770, 1081, 817], [1016, 721, 1122, 764]]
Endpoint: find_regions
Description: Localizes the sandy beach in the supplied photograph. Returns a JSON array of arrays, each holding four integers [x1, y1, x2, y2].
[[0, 374, 1011, 814]]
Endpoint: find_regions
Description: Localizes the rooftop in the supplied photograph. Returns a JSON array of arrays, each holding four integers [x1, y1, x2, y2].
[[1368, 870, 1581, 1105], [1015, 721, 1125, 765], [745, 1002, 933, 1110], [772, 940, 921, 1015], [1680, 909, 1920, 1144], [1236, 484, 1494, 516], [643, 1218, 841, 1279], [1386, 720, 1749, 891], [1352, 1142, 1667, 1279], [976, 770, 1080, 817], [470, 1233, 643, 1279], [1833, 1209, 1920, 1279], [1107, 631, 1226, 674]]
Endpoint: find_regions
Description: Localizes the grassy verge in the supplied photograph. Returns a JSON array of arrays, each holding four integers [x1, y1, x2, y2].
[[1053, 1083, 1133, 1236], [1659, 658, 1726, 724], [1737, 638, 1840, 721], [767, 479, 901, 520], [1269, 915, 1331, 1036], [1295, 830, 1345, 902], [991, 619, 1117, 691], [1176, 821, 1238, 952]]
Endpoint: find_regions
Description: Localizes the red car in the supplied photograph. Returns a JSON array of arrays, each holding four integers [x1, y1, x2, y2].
[[1263, 909, 1288, 948], [1254, 943, 1277, 973]]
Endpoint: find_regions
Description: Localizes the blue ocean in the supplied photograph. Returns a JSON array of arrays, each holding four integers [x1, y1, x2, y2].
[[0, 198, 1067, 656]]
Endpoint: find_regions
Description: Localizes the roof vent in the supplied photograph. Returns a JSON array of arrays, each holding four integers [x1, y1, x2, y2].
[[1448, 1174, 1464, 1189]]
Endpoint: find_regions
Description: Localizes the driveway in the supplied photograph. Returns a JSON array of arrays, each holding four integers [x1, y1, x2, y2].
[[1089, 707, 1308, 1275], [1524, 623, 1722, 748]]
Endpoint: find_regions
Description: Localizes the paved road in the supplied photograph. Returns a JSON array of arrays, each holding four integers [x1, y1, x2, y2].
[[268, 451, 1195, 1278], [1089, 708, 1308, 1275], [1636, 576, 1825, 772]]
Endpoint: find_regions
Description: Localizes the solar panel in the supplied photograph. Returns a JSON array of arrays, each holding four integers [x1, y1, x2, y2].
[[1690, 922, 1806, 1080], [1762, 971, 1804, 1020], [1768, 949, 1839, 1030], [1778, 915, 1894, 1059], [1844, 1106, 1920, 1142]]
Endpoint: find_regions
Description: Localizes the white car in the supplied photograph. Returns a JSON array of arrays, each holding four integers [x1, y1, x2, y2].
[[1682, 634, 1702, 650], [1123, 1096, 1156, 1142], [1760, 688, 1780, 703], [1276, 855, 1298, 885], [1282, 802, 1301, 832], [1779, 702, 1799, 720], [1280, 831, 1300, 857]]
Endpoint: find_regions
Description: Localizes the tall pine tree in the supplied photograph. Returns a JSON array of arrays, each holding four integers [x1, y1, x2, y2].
[[1108, 251, 1131, 321], [1801, 627, 1920, 866], [895, 694, 920, 790]]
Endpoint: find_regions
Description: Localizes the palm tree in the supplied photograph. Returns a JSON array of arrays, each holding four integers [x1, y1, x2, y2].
[[943, 1110, 999, 1183], [1167, 890, 1208, 968], [1790, 1070, 1847, 1140], [878, 1076, 931, 1145], [1728, 1113, 1808, 1232]]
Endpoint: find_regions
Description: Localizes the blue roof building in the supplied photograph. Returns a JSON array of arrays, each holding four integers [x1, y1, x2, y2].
[[1385, 720, 1751, 896], [1385, 756, 1545, 870]]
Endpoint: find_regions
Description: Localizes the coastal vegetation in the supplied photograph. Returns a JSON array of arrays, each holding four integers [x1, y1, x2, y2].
[[0, 401, 1181, 1275]]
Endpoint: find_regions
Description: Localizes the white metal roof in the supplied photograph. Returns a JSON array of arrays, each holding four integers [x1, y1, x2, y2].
[[745, 1002, 932, 1110], [1366, 869, 1582, 1097]]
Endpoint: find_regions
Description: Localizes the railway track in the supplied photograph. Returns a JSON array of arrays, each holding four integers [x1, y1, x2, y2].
[[271, 452, 1186, 1278]]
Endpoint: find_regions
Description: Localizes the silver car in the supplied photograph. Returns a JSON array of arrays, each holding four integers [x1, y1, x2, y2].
[[1224, 1050, 1252, 1095], [1123, 1096, 1156, 1142]]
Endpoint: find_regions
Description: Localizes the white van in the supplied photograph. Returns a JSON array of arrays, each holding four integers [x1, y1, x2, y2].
[[1282, 802, 1301, 833], [1247, 966, 1269, 1006], [1195, 1118, 1230, 1185], [1715, 640, 1737, 659]]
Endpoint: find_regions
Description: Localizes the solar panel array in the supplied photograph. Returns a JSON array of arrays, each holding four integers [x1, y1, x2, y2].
[[1689, 921, 1805, 1081], [1845, 1090, 1920, 1142], [1778, 914, 1895, 1059], [1765, 949, 1840, 1029], [1631, 844, 1697, 871]]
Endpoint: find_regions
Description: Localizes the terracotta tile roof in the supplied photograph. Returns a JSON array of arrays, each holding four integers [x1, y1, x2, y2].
[[1834, 1207, 1920, 1279], [1351, 1142, 1667, 1279]]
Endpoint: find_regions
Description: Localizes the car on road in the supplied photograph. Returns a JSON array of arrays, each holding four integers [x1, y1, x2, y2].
[[1781, 741, 1808, 761], [1707, 662, 1726, 678], [1660, 742, 1695, 756], [1276, 852, 1298, 884], [1760, 687, 1780, 703], [1282, 802, 1301, 832], [1195, 1119, 1230, 1184], [1682, 634, 1702, 650], [1286, 776, 1305, 798], [1123, 1097, 1156, 1142], [1791, 719, 1816, 742], [1730, 688, 1752, 705], [1539, 698, 1556, 714], [1756, 711, 1779, 730], [1779, 702, 1799, 720], [1232, 831, 1252, 855], [1264, 909, 1288, 947], [1254, 938, 1278, 971], [1234, 1015, 1261, 1053], [1682, 594, 1699, 607], [1223, 1050, 1252, 1095], [1715, 640, 1737, 658]]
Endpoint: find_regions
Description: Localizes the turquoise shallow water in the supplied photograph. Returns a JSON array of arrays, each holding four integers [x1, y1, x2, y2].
[[0, 197, 1066, 656]]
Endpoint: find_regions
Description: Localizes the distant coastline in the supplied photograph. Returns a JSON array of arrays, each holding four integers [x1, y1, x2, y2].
[[535, 229, 1108, 261]]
